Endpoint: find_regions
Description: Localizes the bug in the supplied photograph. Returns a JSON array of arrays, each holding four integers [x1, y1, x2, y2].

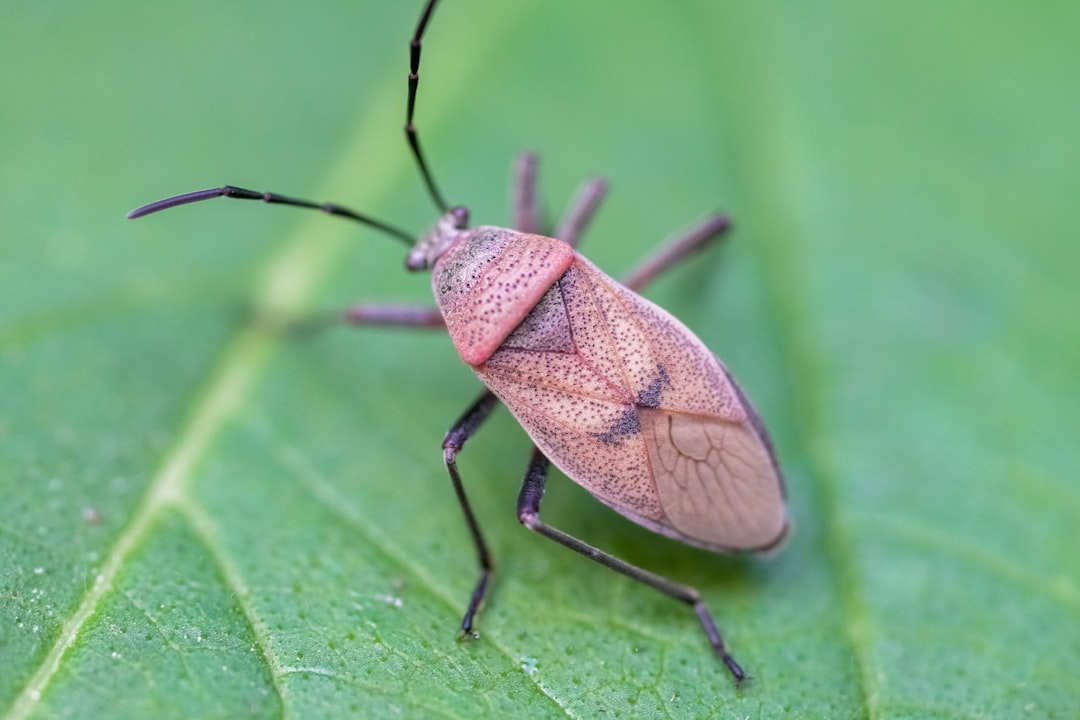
[[129, 0, 788, 682]]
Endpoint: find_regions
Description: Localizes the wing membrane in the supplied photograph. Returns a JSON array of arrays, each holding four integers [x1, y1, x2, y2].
[[641, 409, 787, 551]]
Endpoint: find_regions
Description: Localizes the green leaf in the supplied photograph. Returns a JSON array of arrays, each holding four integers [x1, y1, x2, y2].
[[3, 0, 1078, 718]]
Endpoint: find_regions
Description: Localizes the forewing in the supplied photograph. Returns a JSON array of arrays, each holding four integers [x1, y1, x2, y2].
[[478, 256, 787, 553]]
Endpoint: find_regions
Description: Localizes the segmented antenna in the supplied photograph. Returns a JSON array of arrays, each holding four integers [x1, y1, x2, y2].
[[128, 1, 453, 239], [127, 185, 414, 246], [406, 0, 450, 213]]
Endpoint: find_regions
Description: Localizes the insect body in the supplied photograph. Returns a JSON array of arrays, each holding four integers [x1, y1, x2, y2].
[[130, 0, 787, 683], [421, 213, 786, 553]]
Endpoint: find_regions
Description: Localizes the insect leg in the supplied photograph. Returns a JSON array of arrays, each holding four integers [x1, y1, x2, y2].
[[342, 305, 445, 328], [516, 446, 747, 682], [513, 153, 540, 235], [620, 214, 731, 292], [442, 390, 502, 635], [248, 304, 444, 339], [555, 177, 609, 249], [513, 153, 608, 246]]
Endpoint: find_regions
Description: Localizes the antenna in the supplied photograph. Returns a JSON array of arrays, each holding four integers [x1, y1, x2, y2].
[[128, 1, 457, 243], [127, 185, 414, 246], [405, 0, 450, 213]]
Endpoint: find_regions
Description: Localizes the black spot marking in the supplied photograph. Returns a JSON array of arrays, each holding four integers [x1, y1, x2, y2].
[[591, 406, 641, 446], [588, 365, 671, 446], [636, 364, 670, 408]]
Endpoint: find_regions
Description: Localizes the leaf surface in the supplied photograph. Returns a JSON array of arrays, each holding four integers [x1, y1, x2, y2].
[[2, 1, 1078, 718]]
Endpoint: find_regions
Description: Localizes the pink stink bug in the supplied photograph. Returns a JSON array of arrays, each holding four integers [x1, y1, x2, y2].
[[129, 0, 788, 682]]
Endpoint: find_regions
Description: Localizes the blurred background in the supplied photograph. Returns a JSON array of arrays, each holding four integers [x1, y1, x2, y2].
[[2, 1, 1077, 717]]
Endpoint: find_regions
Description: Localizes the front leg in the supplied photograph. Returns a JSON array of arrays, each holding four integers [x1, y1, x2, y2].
[[441, 390, 501, 635], [512, 152, 608, 248]]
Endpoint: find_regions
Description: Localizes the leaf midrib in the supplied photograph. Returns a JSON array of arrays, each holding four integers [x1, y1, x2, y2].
[[5, 6, 577, 719], [6, 36, 408, 720]]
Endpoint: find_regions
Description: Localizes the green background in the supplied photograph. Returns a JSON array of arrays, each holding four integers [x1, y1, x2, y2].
[[2, 1, 1077, 717]]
